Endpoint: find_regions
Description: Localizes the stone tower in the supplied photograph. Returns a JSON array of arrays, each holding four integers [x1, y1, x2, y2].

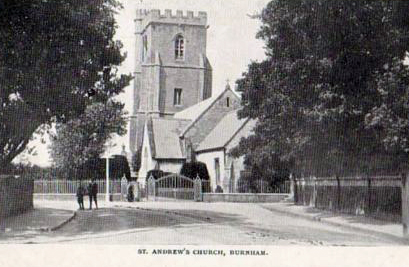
[[129, 9, 213, 163]]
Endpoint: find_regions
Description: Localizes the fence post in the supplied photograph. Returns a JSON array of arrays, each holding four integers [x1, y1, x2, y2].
[[402, 172, 409, 236], [194, 175, 202, 202]]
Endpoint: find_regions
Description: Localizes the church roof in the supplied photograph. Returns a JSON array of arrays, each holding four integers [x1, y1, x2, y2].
[[173, 94, 217, 121], [148, 118, 191, 159], [174, 86, 241, 137], [196, 110, 252, 152]]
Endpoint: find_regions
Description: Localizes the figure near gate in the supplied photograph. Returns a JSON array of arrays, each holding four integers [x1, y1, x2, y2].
[[88, 180, 98, 210]]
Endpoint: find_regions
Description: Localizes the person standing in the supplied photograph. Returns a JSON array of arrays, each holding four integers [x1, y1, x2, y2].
[[88, 179, 98, 210], [76, 184, 85, 210]]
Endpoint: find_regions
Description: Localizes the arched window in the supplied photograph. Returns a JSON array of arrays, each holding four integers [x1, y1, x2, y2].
[[175, 35, 184, 60]]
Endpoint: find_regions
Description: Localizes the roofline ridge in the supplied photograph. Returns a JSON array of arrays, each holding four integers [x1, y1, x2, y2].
[[223, 117, 251, 148], [151, 117, 191, 121], [174, 95, 215, 116], [179, 87, 237, 137], [196, 113, 250, 152]]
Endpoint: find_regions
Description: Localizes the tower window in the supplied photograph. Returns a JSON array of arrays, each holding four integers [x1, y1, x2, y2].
[[175, 35, 184, 60], [226, 97, 230, 107], [174, 88, 182, 106]]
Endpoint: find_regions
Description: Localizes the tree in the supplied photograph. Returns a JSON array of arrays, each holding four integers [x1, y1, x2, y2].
[[0, 0, 132, 169], [49, 101, 127, 179], [76, 155, 131, 180], [232, 0, 409, 177], [180, 161, 210, 180]]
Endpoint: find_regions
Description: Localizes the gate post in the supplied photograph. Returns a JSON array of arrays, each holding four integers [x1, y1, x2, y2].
[[194, 175, 202, 202], [402, 172, 409, 236], [121, 175, 127, 201], [147, 175, 156, 201], [134, 182, 140, 202], [289, 173, 295, 200]]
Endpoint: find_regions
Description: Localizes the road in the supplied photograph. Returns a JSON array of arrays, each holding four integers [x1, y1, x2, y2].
[[20, 201, 406, 245]]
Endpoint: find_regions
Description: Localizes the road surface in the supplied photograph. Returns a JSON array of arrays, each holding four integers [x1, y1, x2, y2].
[[11, 201, 406, 246]]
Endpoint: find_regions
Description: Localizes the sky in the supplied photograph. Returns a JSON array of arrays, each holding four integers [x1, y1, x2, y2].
[[14, 0, 270, 167]]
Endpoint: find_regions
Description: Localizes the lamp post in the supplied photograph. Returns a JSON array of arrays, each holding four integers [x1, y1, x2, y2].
[[102, 152, 114, 202]]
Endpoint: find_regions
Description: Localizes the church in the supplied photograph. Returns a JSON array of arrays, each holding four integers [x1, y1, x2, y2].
[[128, 9, 255, 192]]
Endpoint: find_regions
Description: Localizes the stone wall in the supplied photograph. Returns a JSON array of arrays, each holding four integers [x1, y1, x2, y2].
[[0, 176, 33, 218], [33, 193, 123, 202], [203, 193, 289, 203]]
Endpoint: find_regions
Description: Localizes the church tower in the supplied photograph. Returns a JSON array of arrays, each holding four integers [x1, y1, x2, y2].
[[129, 9, 213, 163]]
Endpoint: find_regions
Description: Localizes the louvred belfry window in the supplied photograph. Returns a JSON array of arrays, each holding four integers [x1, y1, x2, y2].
[[175, 35, 184, 60], [174, 88, 182, 106]]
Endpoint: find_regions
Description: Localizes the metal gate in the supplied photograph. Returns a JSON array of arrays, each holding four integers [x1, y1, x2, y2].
[[146, 174, 202, 201]]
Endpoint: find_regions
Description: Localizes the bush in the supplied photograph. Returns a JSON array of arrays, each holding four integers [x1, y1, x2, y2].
[[110, 155, 131, 180], [145, 170, 172, 180], [180, 161, 210, 180], [80, 155, 130, 180], [132, 152, 141, 172], [215, 185, 224, 193]]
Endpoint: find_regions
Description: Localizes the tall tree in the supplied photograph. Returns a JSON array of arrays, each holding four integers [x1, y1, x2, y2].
[[0, 0, 132, 169], [49, 101, 127, 179], [232, 0, 409, 177]]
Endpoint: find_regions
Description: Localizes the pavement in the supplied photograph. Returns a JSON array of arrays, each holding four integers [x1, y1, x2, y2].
[[260, 202, 407, 243], [0, 203, 76, 242]]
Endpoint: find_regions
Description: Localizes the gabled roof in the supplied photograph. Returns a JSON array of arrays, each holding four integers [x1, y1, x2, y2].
[[174, 86, 241, 137], [173, 95, 216, 121], [196, 110, 254, 152], [148, 117, 191, 159]]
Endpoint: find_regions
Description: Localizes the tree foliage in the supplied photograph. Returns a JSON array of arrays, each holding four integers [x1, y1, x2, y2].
[[232, 0, 409, 177], [0, 0, 131, 168], [77, 155, 131, 180], [49, 101, 127, 179], [4, 155, 131, 181], [180, 161, 210, 180]]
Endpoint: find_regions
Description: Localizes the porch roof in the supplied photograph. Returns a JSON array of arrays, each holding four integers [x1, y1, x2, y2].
[[196, 110, 251, 152], [149, 118, 191, 159]]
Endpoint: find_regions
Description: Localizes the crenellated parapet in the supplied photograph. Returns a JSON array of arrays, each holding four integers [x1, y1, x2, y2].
[[135, 9, 207, 30]]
